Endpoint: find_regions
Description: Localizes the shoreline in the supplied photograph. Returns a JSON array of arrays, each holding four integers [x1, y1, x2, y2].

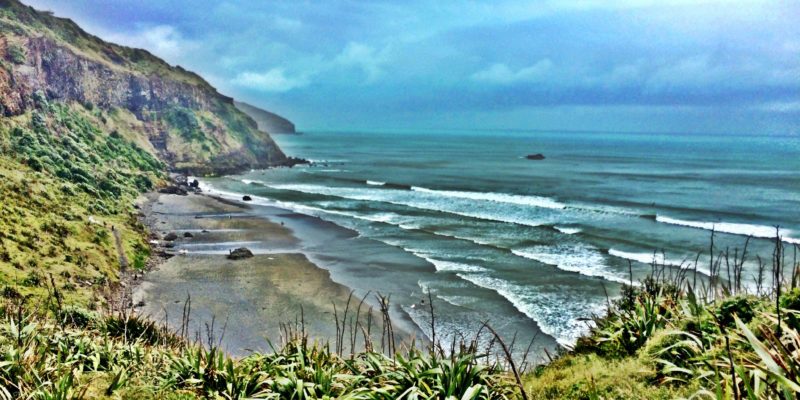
[[126, 189, 420, 356]]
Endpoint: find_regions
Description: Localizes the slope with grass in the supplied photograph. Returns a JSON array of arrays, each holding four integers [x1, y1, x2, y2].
[[1, 0, 289, 174], [525, 267, 800, 399]]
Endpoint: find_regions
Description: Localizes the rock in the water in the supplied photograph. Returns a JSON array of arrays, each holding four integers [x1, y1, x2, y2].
[[243, 195, 252, 201], [526, 153, 546, 160], [183, 232, 194, 238], [163, 232, 178, 241], [189, 179, 200, 188], [227, 247, 254, 260]]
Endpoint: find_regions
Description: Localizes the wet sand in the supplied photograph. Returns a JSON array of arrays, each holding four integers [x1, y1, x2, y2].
[[133, 192, 414, 356]]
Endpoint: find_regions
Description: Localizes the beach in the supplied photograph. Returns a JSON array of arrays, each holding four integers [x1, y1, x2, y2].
[[132, 191, 418, 356]]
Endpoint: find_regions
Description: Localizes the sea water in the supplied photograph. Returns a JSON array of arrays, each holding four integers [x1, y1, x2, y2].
[[201, 129, 800, 349]]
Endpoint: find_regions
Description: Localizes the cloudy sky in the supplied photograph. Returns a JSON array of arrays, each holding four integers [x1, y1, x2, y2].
[[22, 0, 800, 134]]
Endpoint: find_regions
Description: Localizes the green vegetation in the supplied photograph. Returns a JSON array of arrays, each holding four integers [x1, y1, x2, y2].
[[0, 97, 163, 306], [525, 242, 800, 399], [0, 298, 518, 399]]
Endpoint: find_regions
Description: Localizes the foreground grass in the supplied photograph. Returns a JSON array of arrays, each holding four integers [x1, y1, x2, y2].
[[0, 298, 519, 399], [524, 267, 800, 399]]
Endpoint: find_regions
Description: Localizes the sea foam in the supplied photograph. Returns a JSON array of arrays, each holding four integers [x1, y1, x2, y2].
[[656, 216, 799, 244], [512, 243, 629, 284], [456, 273, 605, 347]]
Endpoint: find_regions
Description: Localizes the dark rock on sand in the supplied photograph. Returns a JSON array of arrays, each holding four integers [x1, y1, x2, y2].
[[189, 179, 200, 188], [163, 232, 178, 241], [526, 153, 546, 160], [227, 247, 254, 260], [183, 232, 194, 238], [159, 185, 188, 195], [243, 195, 252, 201]]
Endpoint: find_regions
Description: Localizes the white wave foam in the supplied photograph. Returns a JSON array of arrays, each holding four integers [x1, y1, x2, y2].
[[406, 249, 489, 273], [512, 243, 629, 284], [426, 258, 489, 273], [656, 216, 799, 244], [608, 249, 711, 276], [267, 183, 556, 227], [554, 226, 582, 235], [366, 180, 386, 186], [411, 186, 566, 210], [241, 179, 265, 185], [608, 249, 669, 265], [457, 273, 605, 347]]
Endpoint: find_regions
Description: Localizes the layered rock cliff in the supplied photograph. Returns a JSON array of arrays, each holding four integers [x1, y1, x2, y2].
[[235, 101, 296, 134], [0, 0, 290, 174]]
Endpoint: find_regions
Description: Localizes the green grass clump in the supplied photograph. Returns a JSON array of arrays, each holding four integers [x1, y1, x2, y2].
[[0, 299, 518, 399], [529, 251, 800, 400]]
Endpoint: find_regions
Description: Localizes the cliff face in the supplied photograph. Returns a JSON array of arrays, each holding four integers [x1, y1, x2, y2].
[[235, 101, 296, 134], [0, 0, 289, 174]]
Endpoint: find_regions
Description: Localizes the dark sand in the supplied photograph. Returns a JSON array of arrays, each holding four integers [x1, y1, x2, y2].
[[133, 192, 413, 356]]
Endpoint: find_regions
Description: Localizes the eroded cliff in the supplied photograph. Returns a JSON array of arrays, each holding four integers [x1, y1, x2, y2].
[[0, 0, 289, 174]]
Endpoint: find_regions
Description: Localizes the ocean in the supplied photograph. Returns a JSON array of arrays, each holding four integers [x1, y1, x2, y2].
[[199, 129, 800, 349]]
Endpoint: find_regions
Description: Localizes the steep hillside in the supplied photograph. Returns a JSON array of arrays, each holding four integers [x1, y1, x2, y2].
[[0, 0, 289, 174], [235, 101, 296, 134], [0, 0, 298, 308]]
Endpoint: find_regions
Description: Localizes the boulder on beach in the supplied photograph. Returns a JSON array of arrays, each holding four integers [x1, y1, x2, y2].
[[159, 185, 188, 195], [183, 232, 194, 238], [243, 195, 252, 201], [526, 153, 546, 160], [189, 179, 200, 188], [227, 247, 254, 260], [163, 232, 178, 241]]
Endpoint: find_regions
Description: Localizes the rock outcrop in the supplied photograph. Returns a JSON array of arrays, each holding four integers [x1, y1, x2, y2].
[[0, 0, 290, 175]]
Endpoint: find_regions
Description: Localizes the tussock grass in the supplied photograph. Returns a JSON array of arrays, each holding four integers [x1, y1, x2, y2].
[[528, 232, 800, 399], [0, 297, 519, 399]]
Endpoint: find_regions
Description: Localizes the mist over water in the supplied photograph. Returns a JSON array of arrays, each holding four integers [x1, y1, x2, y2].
[[203, 130, 800, 347]]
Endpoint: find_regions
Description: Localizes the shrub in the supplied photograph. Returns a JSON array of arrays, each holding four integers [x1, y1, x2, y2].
[[714, 296, 755, 327], [59, 306, 98, 328], [7, 43, 26, 64], [21, 271, 41, 287]]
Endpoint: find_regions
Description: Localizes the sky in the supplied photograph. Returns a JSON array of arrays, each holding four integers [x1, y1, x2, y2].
[[21, 0, 800, 135]]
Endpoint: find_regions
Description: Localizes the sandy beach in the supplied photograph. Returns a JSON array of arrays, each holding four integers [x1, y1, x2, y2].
[[132, 191, 416, 356]]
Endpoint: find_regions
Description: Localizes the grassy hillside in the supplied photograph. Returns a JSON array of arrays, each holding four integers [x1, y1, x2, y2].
[[0, 0, 288, 174], [0, 95, 163, 307]]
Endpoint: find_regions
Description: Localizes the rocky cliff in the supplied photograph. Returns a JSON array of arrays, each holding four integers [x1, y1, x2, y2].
[[235, 101, 296, 134], [0, 0, 291, 174]]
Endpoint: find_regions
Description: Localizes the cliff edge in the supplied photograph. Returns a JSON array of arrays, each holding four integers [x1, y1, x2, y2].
[[0, 0, 289, 174], [235, 101, 296, 134]]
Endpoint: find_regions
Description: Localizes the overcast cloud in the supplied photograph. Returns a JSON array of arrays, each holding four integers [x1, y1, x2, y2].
[[21, 0, 800, 134]]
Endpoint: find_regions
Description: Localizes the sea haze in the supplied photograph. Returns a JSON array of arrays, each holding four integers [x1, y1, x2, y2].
[[201, 129, 800, 347]]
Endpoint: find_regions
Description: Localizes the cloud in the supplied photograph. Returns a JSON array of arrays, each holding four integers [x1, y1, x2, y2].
[[105, 25, 195, 60], [334, 42, 391, 82], [231, 68, 311, 92], [272, 16, 302, 31], [471, 59, 554, 84], [756, 101, 800, 113]]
